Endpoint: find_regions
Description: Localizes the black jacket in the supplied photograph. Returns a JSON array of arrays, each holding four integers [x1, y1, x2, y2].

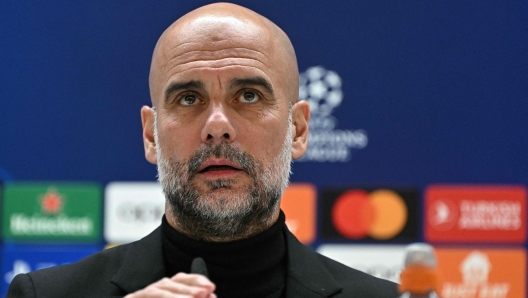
[[7, 227, 398, 298]]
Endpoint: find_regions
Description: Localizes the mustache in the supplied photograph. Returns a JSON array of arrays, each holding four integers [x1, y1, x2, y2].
[[187, 142, 258, 179]]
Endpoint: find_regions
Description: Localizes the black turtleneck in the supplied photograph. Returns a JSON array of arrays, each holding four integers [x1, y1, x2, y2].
[[161, 211, 287, 298]]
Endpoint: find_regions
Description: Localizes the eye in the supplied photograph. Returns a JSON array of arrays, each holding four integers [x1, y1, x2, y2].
[[179, 94, 198, 106], [239, 90, 260, 103]]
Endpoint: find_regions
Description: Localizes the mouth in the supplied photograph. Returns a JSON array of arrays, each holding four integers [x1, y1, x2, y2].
[[197, 160, 244, 179], [198, 165, 241, 173]]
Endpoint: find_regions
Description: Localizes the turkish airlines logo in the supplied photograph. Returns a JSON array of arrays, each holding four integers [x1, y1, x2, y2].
[[458, 200, 521, 230], [428, 198, 458, 231], [425, 186, 526, 243], [429, 199, 522, 232]]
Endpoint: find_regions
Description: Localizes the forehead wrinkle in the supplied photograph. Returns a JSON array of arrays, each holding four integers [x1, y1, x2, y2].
[[166, 46, 272, 65], [169, 39, 267, 49], [164, 43, 272, 72], [161, 45, 273, 89], [164, 63, 274, 80], [167, 57, 272, 76]]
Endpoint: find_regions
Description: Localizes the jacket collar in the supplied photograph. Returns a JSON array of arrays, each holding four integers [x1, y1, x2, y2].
[[284, 228, 343, 298], [110, 227, 166, 294], [109, 225, 343, 298]]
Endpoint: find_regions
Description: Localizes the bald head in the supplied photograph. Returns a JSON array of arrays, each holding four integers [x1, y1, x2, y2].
[[141, 3, 310, 241], [148, 3, 298, 107]]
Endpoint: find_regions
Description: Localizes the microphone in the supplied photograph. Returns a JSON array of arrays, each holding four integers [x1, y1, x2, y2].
[[191, 257, 209, 277], [398, 243, 441, 298]]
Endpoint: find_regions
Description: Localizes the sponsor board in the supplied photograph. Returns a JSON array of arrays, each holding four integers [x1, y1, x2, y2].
[[1, 243, 101, 296], [321, 188, 420, 242], [2, 183, 102, 242], [0, 167, 13, 182], [317, 244, 406, 283], [298, 66, 367, 162], [104, 182, 165, 244], [280, 183, 317, 244], [425, 185, 526, 243], [435, 248, 526, 298]]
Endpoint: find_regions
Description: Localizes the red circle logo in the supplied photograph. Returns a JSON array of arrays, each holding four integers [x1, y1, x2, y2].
[[331, 189, 408, 239]]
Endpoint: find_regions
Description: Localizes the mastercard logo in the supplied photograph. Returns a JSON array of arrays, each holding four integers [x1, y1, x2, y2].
[[331, 189, 408, 239]]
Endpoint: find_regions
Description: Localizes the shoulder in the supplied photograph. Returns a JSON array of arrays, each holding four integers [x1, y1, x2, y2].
[[7, 274, 36, 298], [285, 228, 399, 297], [316, 252, 399, 297], [8, 244, 132, 297], [32, 243, 130, 279], [7, 226, 164, 297]]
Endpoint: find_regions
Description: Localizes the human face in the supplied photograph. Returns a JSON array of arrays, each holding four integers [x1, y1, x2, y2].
[[146, 16, 296, 240], [155, 110, 292, 241]]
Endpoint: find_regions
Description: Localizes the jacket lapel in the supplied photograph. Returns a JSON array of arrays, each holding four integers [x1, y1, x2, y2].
[[107, 225, 343, 298], [284, 228, 343, 298], [110, 227, 166, 295]]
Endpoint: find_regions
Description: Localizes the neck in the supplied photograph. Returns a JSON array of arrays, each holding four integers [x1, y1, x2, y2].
[[161, 211, 288, 298]]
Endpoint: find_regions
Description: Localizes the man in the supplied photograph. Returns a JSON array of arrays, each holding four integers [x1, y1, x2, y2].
[[7, 3, 398, 298]]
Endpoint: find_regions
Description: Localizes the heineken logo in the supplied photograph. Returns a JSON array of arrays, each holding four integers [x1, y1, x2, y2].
[[10, 214, 93, 236], [40, 188, 63, 214], [2, 183, 102, 242]]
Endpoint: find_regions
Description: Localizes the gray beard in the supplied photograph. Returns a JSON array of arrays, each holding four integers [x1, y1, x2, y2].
[[154, 113, 292, 241]]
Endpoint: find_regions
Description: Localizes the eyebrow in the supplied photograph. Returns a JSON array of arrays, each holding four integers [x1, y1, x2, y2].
[[228, 77, 274, 95], [164, 80, 205, 103]]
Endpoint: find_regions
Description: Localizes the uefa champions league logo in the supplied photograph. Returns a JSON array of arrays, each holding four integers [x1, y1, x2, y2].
[[298, 66, 368, 162], [300, 66, 343, 117]]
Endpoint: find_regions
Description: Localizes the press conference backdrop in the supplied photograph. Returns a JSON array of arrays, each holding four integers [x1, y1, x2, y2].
[[1, 1, 527, 297]]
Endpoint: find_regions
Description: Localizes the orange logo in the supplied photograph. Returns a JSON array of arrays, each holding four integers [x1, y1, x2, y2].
[[280, 183, 317, 244], [425, 185, 526, 243], [331, 189, 408, 239], [436, 248, 526, 298]]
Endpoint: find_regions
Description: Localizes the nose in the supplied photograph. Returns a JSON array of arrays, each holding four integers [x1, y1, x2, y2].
[[201, 105, 237, 144]]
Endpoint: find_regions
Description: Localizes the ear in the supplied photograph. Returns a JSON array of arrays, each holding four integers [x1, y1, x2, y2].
[[141, 106, 157, 164], [291, 100, 310, 160]]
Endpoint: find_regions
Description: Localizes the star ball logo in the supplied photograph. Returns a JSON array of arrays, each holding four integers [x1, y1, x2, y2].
[[321, 188, 420, 242], [298, 66, 368, 162]]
